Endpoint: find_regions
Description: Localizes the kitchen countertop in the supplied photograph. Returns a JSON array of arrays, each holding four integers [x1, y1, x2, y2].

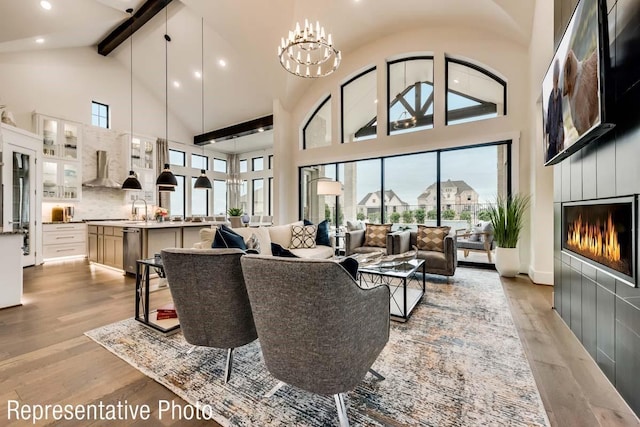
[[0, 229, 26, 235], [85, 220, 228, 229]]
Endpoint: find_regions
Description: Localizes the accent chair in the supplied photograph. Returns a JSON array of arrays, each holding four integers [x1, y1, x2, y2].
[[160, 248, 258, 383], [240, 255, 390, 427]]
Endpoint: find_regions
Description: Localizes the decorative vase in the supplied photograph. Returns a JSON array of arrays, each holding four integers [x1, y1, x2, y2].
[[156, 216, 164, 223], [495, 247, 520, 277], [241, 213, 251, 227]]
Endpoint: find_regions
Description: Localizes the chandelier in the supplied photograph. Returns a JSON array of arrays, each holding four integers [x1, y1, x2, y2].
[[278, 19, 341, 78]]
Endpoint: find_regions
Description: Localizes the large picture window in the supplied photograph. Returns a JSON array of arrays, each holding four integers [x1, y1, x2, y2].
[[303, 96, 332, 149], [191, 177, 208, 216], [170, 175, 186, 217], [213, 179, 227, 216], [341, 67, 377, 143], [387, 57, 434, 135], [446, 59, 506, 125], [253, 179, 264, 215]]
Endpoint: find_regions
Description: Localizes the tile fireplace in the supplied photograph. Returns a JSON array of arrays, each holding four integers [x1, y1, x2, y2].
[[562, 197, 636, 286]]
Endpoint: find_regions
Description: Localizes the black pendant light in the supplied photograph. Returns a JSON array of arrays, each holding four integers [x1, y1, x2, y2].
[[156, 6, 177, 189], [158, 185, 175, 192], [122, 8, 142, 190], [194, 17, 212, 190]]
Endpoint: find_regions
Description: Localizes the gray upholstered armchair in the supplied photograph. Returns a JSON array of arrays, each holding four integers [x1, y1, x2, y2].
[[392, 228, 457, 276], [160, 248, 257, 383], [240, 255, 390, 427]]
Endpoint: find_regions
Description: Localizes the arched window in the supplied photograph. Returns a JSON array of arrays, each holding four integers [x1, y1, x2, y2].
[[446, 59, 506, 125], [387, 57, 434, 135], [341, 67, 377, 143], [303, 95, 331, 149]]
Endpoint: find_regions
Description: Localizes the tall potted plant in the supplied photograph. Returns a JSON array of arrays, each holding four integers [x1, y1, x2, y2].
[[227, 207, 243, 228], [487, 193, 530, 277]]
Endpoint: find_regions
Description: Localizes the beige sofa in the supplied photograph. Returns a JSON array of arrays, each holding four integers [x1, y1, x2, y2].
[[193, 222, 334, 259]]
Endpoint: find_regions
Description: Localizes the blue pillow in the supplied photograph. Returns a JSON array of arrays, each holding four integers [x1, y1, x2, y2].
[[270, 242, 298, 257], [304, 219, 331, 247], [212, 225, 247, 250]]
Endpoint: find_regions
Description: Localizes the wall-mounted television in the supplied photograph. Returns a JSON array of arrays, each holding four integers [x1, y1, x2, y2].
[[542, 0, 614, 166]]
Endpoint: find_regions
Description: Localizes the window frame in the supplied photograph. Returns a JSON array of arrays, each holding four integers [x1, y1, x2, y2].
[[191, 153, 209, 171], [190, 176, 209, 216], [213, 158, 227, 173], [302, 95, 331, 149], [340, 66, 377, 143], [169, 149, 186, 167], [252, 157, 264, 172], [91, 101, 109, 129], [444, 58, 507, 125]]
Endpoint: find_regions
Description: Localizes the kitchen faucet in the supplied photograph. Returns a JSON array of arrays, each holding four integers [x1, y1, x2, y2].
[[131, 198, 148, 222]]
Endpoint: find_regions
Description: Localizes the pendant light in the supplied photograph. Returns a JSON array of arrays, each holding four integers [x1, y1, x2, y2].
[[156, 6, 177, 189], [122, 8, 142, 190], [194, 17, 212, 190]]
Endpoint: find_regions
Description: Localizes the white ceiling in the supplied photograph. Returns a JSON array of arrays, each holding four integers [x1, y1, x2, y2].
[[0, 0, 536, 152]]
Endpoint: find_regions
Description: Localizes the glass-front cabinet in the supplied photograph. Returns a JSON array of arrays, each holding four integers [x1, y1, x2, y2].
[[123, 133, 156, 204], [34, 113, 82, 201]]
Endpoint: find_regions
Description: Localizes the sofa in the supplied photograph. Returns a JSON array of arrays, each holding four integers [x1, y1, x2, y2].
[[391, 227, 457, 277], [193, 222, 335, 259]]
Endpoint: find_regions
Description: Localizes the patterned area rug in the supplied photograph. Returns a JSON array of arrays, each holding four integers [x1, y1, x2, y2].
[[85, 267, 549, 426]]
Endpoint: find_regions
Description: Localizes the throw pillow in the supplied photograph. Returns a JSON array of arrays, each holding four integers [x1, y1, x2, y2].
[[346, 220, 364, 231], [363, 223, 391, 248], [479, 221, 494, 243], [271, 242, 298, 257], [290, 224, 317, 249], [468, 225, 481, 242], [269, 221, 303, 248], [212, 224, 247, 250], [416, 225, 450, 252], [304, 219, 331, 247], [246, 233, 261, 253]]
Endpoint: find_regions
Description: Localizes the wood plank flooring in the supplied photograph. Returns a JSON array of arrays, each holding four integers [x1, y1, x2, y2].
[[0, 259, 637, 426]]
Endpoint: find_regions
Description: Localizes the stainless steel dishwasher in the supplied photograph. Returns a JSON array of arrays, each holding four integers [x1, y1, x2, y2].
[[123, 228, 142, 275]]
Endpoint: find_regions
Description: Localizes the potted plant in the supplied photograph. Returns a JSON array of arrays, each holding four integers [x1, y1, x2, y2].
[[487, 193, 530, 277], [227, 207, 243, 228]]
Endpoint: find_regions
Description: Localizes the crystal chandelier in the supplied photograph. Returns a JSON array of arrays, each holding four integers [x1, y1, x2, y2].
[[278, 19, 341, 78]]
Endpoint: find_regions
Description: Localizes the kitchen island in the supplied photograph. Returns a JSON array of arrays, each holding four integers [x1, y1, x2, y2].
[[0, 230, 26, 308], [85, 220, 226, 274]]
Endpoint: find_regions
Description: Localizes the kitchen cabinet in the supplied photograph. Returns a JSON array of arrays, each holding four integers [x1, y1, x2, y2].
[[122, 133, 156, 205], [33, 113, 82, 201], [88, 225, 122, 269], [42, 222, 87, 260]]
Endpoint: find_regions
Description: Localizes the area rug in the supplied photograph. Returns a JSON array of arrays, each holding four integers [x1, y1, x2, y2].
[[85, 267, 549, 426]]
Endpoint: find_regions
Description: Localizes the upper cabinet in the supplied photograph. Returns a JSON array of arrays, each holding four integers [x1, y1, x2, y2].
[[33, 113, 83, 201], [122, 133, 156, 204]]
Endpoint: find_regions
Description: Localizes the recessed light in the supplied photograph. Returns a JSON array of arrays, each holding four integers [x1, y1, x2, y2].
[[218, 59, 227, 68], [453, 79, 459, 84], [40, 1, 52, 10], [173, 81, 180, 88], [35, 38, 45, 44], [194, 71, 201, 78]]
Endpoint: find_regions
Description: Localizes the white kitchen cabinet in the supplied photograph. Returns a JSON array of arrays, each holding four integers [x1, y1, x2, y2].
[[33, 113, 82, 201], [122, 133, 156, 205], [42, 222, 87, 260]]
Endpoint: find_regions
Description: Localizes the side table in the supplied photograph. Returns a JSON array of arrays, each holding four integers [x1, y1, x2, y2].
[[135, 258, 180, 334]]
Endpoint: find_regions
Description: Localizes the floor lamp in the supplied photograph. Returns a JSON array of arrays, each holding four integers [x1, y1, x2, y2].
[[307, 177, 342, 224]]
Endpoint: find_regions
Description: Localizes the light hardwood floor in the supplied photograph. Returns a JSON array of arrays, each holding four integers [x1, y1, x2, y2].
[[0, 259, 638, 426]]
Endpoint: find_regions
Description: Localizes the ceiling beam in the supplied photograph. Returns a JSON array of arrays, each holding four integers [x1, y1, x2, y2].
[[97, 0, 172, 57], [194, 115, 274, 146]]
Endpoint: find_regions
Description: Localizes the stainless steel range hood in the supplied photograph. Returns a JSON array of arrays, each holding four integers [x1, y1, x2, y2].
[[82, 150, 121, 189]]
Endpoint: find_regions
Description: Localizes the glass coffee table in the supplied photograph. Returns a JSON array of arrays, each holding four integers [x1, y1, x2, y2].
[[357, 258, 425, 322]]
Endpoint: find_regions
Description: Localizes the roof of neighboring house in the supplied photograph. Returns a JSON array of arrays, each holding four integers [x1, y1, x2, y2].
[[357, 190, 408, 207], [417, 179, 476, 200]]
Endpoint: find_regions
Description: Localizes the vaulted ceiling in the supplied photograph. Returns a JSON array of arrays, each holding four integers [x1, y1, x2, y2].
[[0, 0, 536, 142]]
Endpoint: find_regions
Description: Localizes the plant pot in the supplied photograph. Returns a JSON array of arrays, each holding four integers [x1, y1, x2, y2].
[[495, 247, 520, 277], [229, 216, 242, 229]]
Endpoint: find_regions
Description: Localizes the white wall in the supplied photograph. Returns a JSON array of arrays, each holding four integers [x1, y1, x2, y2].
[[274, 24, 546, 277], [0, 46, 192, 144]]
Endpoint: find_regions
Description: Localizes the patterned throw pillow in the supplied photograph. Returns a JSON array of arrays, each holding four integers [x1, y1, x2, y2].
[[290, 224, 317, 249], [416, 225, 451, 252], [246, 233, 261, 253], [363, 223, 392, 248]]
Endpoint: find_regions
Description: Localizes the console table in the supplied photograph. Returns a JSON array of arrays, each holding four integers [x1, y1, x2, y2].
[[135, 258, 180, 334]]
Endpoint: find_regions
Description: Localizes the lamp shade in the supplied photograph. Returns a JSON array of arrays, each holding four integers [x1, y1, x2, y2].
[[156, 163, 178, 187], [194, 169, 212, 189], [122, 170, 142, 190], [316, 180, 342, 195]]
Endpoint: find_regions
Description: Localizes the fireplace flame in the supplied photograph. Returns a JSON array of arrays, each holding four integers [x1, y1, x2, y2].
[[567, 213, 621, 262]]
